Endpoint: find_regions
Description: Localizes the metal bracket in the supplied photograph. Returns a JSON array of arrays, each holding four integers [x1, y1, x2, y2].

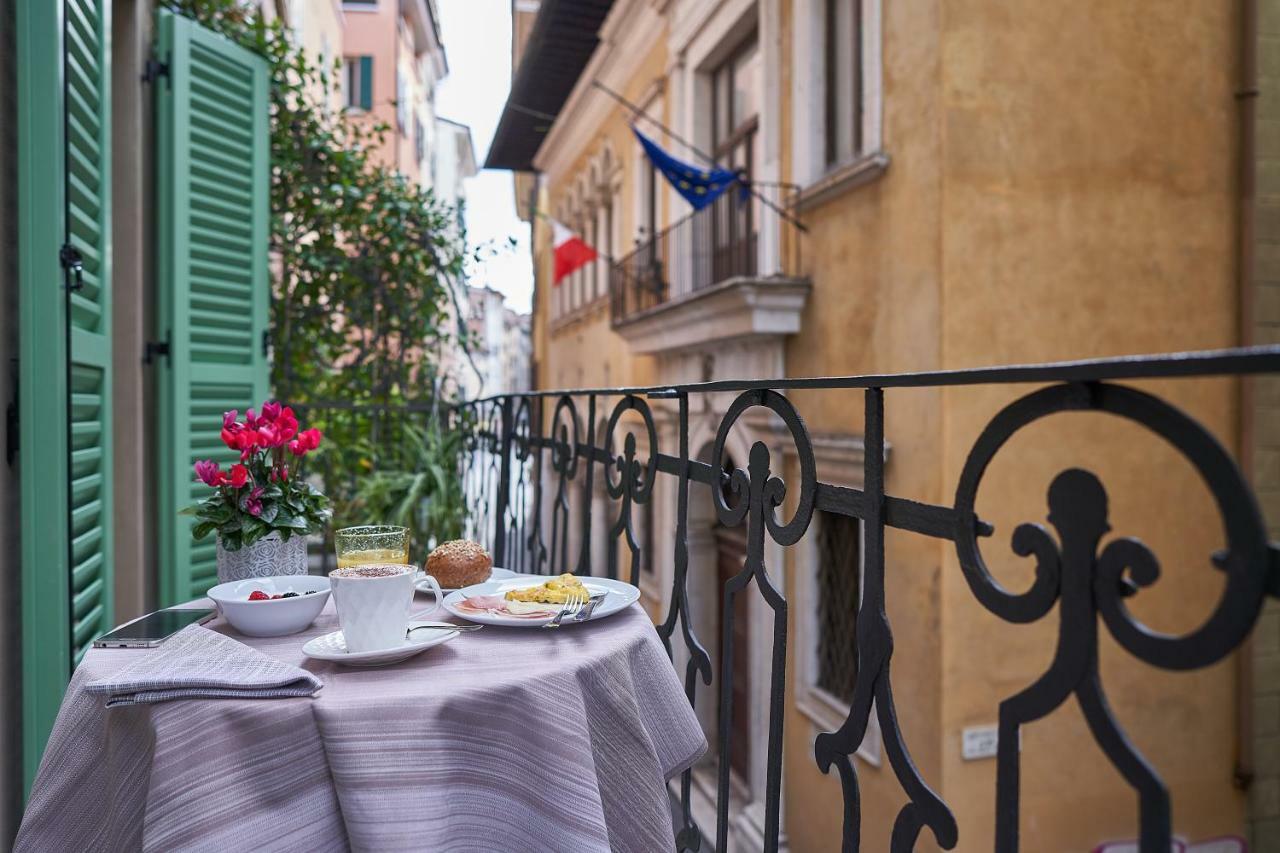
[[142, 54, 170, 85], [59, 244, 83, 292], [144, 333, 172, 366]]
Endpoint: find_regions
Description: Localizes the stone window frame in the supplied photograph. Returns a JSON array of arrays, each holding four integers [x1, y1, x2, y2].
[[791, 0, 888, 210]]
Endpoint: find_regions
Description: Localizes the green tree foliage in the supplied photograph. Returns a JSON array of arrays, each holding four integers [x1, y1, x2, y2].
[[160, 0, 470, 403], [162, 1, 476, 552]]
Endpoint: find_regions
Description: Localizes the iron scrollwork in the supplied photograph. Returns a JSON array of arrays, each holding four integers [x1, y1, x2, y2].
[[655, 392, 714, 851], [603, 395, 659, 584], [454, 344, 1280, 853], [815, 388, 958, 853], [710, 389, 816, 853], [952, 382, 1271, 851], [548, 394, 580, 573]]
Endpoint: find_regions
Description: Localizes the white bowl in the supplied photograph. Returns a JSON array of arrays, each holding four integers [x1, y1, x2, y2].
[[207, 575, 331, 637]]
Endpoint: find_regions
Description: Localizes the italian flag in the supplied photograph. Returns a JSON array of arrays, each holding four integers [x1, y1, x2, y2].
[[552, 219, 598, 286]]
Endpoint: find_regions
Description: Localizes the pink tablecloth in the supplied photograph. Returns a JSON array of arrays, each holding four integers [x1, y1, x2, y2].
[[15, 598, 706, 852]]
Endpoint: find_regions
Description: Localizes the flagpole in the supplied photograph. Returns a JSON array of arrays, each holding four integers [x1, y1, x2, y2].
[[588, 79, 809, 233]]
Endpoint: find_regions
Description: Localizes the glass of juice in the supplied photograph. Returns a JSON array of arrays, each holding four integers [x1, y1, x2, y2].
[[335, 525, 411, 568]]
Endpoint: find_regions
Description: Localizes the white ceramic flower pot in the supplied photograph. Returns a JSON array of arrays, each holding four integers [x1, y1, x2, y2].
[[216, 531, 308, 584]]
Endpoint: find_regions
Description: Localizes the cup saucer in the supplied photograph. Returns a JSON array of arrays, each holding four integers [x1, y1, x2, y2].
[[301, 621, 460, 666]]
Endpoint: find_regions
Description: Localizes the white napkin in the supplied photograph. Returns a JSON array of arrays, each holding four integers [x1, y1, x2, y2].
[[86, 624, 322, 707]]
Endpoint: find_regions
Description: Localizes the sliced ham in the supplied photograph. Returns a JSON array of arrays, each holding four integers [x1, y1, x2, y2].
[[456, 594, 554, 619]]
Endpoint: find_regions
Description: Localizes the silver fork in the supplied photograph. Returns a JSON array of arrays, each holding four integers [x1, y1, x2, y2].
[[543, 592, 586, 629], [573, 593, 607, 623]]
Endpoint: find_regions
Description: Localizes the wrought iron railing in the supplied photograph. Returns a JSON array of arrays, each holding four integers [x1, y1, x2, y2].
[[610, 182, 802, 326], [453, 346, 1280, 852]]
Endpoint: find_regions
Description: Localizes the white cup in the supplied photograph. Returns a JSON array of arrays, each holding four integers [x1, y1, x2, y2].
[[328, 564, 443, 653]]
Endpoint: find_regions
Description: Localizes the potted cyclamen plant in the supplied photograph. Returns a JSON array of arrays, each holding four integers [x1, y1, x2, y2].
[[187, 402, 331, 583]]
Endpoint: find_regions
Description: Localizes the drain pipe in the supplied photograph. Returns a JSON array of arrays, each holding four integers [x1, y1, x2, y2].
[[1236, 0, 1259, 794]]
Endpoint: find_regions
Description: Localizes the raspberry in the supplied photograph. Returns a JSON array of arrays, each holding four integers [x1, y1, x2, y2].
[[248, 590, 270, 601], [271, 594, 283, 600]]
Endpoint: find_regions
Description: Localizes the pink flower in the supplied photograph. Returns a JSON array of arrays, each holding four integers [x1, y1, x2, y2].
[[222, 410, 239, 430], [257, 423, 279, 447], [244, 486, 264, 517], [289, 428, 323, 457], [274, 407, 299, 443], [194, 459, 224, 487], [229, 463, 249, 489], [244, 408, 259, 429], [260, 401, 282, 422]]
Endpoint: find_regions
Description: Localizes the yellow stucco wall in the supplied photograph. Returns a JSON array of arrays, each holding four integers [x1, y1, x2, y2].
[[936, 2, 1244, 848]]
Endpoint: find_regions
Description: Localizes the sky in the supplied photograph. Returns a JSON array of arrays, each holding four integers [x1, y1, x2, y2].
[[435, 0, 534, 314]]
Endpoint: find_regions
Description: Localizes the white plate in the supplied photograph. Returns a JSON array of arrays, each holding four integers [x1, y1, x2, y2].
[[444, 576, 641, 627], [301, 621, 460, 666], [416, 566, 517, 594]]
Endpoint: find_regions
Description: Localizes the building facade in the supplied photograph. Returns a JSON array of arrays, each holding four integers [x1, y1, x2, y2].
[[455, 285, 533, 399], [488, 0, 1276, 849], [339, 0, 448, 184]]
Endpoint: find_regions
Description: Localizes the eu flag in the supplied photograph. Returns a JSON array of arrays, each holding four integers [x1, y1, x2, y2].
[[633, 127, 742, 211]]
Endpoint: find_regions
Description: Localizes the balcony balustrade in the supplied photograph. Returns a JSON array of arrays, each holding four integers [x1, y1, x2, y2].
[[610, 182, 804, 329], [453, 346, 1280, 852]]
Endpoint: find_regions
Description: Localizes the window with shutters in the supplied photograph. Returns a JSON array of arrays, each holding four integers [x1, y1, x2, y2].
[[344, 56, 373, 111]]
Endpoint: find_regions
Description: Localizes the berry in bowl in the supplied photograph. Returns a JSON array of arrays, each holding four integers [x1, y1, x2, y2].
[[207, 575, 331, 637]]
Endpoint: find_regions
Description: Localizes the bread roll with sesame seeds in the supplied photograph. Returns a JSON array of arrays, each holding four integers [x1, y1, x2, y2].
[[426, 540, 493, 588]]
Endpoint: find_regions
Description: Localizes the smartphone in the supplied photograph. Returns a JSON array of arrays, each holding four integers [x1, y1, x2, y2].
[[92, 608, 217, 649]]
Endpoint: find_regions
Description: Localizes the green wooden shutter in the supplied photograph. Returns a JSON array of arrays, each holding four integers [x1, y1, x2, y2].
[[155, 10, 270, 606], [359, 55, 373, 110], [16, 0, 113, 787]]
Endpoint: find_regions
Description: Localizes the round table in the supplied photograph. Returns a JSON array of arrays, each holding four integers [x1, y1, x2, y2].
[[15, 594, 706, 853]]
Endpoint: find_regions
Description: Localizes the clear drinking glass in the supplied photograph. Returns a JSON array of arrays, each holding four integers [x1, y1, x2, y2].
[[334, 525, 410, 569]]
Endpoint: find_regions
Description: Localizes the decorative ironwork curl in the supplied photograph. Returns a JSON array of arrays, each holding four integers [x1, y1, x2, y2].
[[511, 396, 533, 461], [603, 395, 659, 501], [548, 395, 581, 572], [710, 389, 816, 546], [952, 381, 1271, 851], [550, 395, 580, 478], [602, 395, 659, 584]]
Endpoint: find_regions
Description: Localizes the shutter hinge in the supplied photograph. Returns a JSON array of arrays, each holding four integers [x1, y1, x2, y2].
[[144, 332, 172, 366], [142, 53, 170, 86], [59, 243, 84, 292], [262, 330, 270, 358]]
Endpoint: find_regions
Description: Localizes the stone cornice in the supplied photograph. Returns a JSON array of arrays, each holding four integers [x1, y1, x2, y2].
[[612, 276, 811, 354]]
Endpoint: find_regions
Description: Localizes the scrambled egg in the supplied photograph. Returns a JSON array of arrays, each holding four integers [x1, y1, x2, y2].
[[505, 573, 589, 604]]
